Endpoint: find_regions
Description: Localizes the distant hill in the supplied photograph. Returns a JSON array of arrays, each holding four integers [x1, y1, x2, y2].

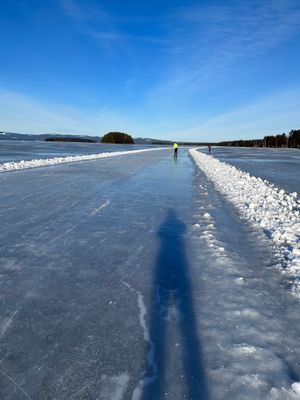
[[0, 131, 215, 146], [0, 131, 156, 144], [134, 137, 157, 144], [0, 131, 100, 142], [0, 131, 160, 144]]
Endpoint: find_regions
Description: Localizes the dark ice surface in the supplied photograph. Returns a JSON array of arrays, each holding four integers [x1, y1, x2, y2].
[[1, 148, 300, 400], [0, 140, 156, 163], [199, 146, 300, 193]]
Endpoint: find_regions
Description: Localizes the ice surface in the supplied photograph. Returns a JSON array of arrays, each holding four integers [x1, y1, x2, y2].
[[1, 147, 300, 399], [190, 148, 300, 295], [0, 140, 158, 163], [123, 282, 157, 400], [99, 373, 130, 400]]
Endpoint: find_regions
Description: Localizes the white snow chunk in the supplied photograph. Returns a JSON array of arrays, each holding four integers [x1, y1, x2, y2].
[[235, 277, 244, 285], [292, 383, 300, 396], [203, 212, 211, 218]]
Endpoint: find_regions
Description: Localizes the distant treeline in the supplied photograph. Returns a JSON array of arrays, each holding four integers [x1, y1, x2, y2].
[[218, 129, 300, 148], [45, 137, 97, 143]]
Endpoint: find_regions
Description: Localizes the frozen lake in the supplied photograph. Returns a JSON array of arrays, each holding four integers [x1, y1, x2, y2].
[[0, 145, 300, 399], [200, 146, 300, 193], [0, 140, 156, 163]]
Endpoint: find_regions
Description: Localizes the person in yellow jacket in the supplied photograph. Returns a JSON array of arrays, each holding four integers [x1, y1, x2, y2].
[[173, 142, 179, 157]]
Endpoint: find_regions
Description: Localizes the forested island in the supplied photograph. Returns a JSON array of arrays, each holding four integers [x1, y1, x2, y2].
[[218, 129, 300, 148], [101, 132, 134, 144]]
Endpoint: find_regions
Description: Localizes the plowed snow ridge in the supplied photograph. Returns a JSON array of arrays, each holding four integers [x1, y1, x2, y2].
[[0, 147, 167, 172], [190, 148, 300, 296]]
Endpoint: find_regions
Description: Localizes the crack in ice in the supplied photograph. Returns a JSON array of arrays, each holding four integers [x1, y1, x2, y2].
[[123, 282, 157, 400], [0, 370, 32, 400], [90, 200, 110, 215]]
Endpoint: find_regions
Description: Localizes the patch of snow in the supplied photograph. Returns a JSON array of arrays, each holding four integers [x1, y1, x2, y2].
[[99, 373, 130, 400], [268, 382, 300, 399], [232, 344, 257, 355], [292, 383, 300, 396], [190, 149, 300, 296], [0, 147, 167, 173], [203, 212, 211, 219], [234, 277, 244, 285]]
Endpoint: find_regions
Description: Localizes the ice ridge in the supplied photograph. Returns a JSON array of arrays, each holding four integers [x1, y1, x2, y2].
[[0, 147, 167, 173], [189, 148, 300, 296]]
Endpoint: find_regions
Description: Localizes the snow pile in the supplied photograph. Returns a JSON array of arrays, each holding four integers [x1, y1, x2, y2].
[[269, 382, 300, 399], [189, 148, 300, 295], [0, 147, 167, 173]]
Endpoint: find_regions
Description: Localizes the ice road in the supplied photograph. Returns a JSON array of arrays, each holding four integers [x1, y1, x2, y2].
[[1, 148, 300, 400]]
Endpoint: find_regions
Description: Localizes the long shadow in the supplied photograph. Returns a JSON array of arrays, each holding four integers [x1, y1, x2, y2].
[[141, 209, 208, 399]]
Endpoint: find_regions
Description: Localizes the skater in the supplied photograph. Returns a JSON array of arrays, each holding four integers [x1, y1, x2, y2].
[[208, 144, 211, 154], [173, 142, 179, 156]]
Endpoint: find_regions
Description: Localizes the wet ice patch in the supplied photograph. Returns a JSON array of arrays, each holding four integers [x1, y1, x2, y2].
[[190, 149, 300, 296], [0, 148, 167, 172], [99, 373, 130, 400]]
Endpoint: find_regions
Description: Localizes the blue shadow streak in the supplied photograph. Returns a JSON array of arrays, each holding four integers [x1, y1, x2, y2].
[[142, 209, 208, 400]]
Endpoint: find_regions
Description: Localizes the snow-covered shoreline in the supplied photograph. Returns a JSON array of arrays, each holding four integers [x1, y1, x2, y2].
[[189, 148, 300, 296], [0, 147, 167, 172]]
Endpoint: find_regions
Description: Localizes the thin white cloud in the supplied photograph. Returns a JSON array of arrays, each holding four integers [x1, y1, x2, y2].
[[149, 0, 300, 100], [59, 0, 167, 48], [1, 87, 299, 142], [0, 89, 146, 136], [169, 87, 300, 141], [61, 0, 111, 22], [60, 0, 128, 50]]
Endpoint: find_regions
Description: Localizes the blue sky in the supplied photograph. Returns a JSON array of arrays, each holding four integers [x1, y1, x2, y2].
[[0, 0, 300, 141]]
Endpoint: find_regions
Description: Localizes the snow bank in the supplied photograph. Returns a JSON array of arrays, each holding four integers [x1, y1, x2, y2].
[[189, 148, 300, 295], [0, 147, 167, 173]]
